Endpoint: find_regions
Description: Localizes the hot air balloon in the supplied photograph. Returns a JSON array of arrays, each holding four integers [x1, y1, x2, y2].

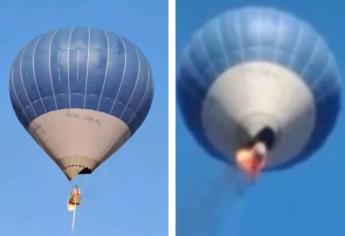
[[178, 7, 341, 179], [10, 27, 153, 181]]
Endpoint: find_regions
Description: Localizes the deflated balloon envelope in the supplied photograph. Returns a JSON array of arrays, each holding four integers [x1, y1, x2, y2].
[[10, 27, 154, 180]]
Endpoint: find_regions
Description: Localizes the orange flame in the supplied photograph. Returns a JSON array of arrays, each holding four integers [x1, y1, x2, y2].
[[235, 143, 267, 180], [67, 203, 77, 212]]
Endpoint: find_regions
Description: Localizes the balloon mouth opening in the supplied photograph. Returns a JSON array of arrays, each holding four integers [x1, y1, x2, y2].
[[246, 126, 275, 149], [58, 157, 99, 180], [65, 167, 94, 181], [68, 168, 92, 181], [78, 168, 92, 175]]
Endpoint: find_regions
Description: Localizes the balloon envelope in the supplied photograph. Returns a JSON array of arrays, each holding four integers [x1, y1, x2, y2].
[[178, 7, 341, 169], [10, 27, 153, 179]]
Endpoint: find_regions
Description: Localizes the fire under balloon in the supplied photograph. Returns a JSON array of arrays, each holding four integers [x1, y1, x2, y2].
[[235, 142, 267, 180]]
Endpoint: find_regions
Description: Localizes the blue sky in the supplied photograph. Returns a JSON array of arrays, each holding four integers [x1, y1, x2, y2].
[[0, 1, 167, 235], [177, 0, 345, 236]]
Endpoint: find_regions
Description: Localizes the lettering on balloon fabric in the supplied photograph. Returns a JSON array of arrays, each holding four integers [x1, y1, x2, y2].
[[65, 110, 102, 127]]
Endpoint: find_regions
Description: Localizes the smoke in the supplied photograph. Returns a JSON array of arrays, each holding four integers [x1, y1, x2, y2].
[[177, 166, 250, 236]]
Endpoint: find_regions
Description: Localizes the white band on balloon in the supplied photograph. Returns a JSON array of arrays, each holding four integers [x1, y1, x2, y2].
[[28, 108, 130, 179], [202, 61, 316, 168]]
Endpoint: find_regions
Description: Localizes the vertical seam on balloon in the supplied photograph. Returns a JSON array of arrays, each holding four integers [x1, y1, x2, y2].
[[182, 48, 208, 95], [83, 27, 91, 108], [256, 10, 262, 59], [301, 37, 321, 77], [57, 64, 62, 82], [128, 67, 149, 125], [110, 37, 127, 114], [273, 12, 283, 62], [120, 47, 141, 118], [32, 35, 47, 113], [20, 45, 38, 118], [185, 48, 207, 87], [67, 28, 75, 108], [217, 17, 229, 65], [288, 22, 304, 67], [178, 78, 203, 101], [334, 60, 342, 90], [321, 75, 339, 97], [97, 30, 110, 111], [235, 11, 245, 61], [11, 67, 30, 124], [48, 30, 59, 110], [76, 48, 80, 82], [311, 54, 331, 89], [313, 56, 338, 101], [199, 30, 217, 78]]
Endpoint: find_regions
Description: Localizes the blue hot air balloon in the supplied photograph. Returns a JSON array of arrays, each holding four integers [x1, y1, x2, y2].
[[178, 7, 341, 177], [10, 27, 153, 180]]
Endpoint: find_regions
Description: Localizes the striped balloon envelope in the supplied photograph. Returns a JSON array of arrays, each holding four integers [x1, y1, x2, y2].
[[10, 27, 153, 180], [178, 7, 341, 171]]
